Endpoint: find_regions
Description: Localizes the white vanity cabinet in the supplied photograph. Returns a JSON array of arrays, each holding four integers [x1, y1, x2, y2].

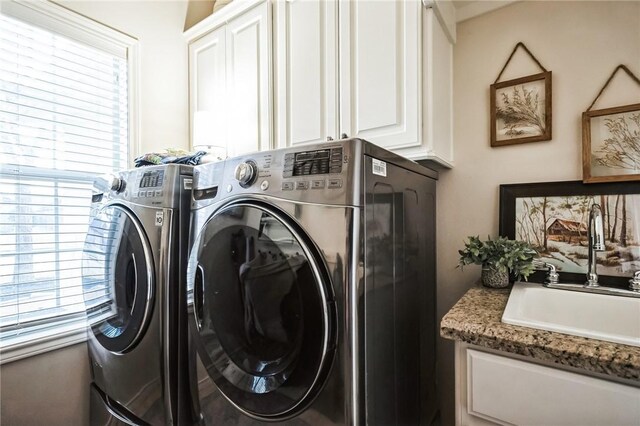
[[187, 0, 272, 157], [456, 343, 640, 426], [274, 0, 455, 167]]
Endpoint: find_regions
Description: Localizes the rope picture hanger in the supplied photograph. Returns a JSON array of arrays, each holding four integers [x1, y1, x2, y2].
[[494, 42, 548, 84], [490, 42, 552, 147], [585, 64, 640, 112], [581, 64, 640, 184]]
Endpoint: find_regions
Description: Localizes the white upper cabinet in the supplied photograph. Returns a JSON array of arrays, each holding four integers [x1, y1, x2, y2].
[[186, 0, 272, 157], [188, 0, 454, 166], [274, 0, 455, 167], [339, 0, 420, 153], [421, 5, 454, 167], [275, 0, 338, 147], [226, 2, 272, 157], [189, 26, 227, 151]]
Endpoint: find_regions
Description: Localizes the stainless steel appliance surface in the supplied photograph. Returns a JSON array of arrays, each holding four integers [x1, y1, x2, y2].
[[186, 138, 438, 425], [82, 164, 194, 425]]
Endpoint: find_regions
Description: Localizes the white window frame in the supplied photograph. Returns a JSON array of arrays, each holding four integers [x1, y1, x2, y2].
[[0, 0, 139, 364]]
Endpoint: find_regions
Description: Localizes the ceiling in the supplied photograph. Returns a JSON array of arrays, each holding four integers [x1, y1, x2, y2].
[[452, 0, 519, 22]]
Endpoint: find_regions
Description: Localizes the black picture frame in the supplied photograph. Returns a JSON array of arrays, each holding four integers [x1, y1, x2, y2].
[[499, 180, 640, 288]]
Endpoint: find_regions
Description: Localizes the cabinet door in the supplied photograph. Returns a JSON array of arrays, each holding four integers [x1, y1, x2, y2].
[[226, 1, 272, 157], [421, 7, 454, 167], [275, 0, 338, 148], [458, 345, 640, 426], [339, 0, 420, 150], [189, 26, 227, 151]]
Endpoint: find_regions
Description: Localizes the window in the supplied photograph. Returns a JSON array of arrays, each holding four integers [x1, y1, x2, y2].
[[0, 1, 137, 361]]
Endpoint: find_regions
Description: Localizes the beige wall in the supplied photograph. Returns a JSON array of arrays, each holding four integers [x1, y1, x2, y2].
[[0, 2, 190, 424], [60, 0, 191, 160], [437, 1, 640, 423], [1, 343, 91, 425]]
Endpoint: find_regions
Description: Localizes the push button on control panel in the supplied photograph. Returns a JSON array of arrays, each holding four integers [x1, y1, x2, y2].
[[282, 182, 294, 191], [296, 181, 309, 190], [311, 180, 325, 189], [327, 178, 342, 189]]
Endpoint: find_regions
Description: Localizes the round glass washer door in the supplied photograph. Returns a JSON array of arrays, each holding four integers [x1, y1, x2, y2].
[[82, 204, 154, 353], [190, 201, 335, 420]]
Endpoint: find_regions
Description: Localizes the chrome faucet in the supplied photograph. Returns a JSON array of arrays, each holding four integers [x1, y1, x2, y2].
[[585, 203, 605, 288], [630, 271, 640, 292], [533, 260, 559, 284]]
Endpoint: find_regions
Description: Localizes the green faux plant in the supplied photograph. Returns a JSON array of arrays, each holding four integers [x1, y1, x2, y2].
[[458, 236, 539, 281]]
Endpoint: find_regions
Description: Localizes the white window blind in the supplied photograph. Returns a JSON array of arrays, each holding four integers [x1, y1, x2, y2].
[[0, 12, 129, 352]]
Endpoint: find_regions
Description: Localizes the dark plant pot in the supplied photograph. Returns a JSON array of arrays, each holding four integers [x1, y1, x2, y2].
[[481, 266, 510, 288]]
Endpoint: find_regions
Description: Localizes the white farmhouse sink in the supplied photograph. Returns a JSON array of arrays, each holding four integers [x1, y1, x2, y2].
[[502, 282, 640, 347]]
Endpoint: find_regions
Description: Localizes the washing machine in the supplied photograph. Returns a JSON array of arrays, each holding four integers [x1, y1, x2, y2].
[[82, 164, 194, 425], [186, 138, 438, 424]]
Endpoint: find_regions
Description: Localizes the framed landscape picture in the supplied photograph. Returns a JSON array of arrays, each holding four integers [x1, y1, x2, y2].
[[582, 103, 640, 183], [500, 181, 640, 287], [490, 71, 552, 147]]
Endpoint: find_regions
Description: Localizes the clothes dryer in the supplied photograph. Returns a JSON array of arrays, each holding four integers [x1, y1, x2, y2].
[[82, 164, 194, 425], [186, 139, 438, 424]]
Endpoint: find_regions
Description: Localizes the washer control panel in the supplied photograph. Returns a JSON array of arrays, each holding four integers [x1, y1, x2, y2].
[[283, 147, 343, 178], [133, 169, 165, 199], [193, 141, 354, 206]]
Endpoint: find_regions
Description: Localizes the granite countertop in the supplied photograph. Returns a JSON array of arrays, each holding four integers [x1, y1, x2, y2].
[[440, 286, 640, 382]]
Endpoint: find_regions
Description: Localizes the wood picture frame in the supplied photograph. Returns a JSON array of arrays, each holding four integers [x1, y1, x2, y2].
[[582, 103, 640, 183], [499, 180, 640, 288], [490, 71, 552, 147]]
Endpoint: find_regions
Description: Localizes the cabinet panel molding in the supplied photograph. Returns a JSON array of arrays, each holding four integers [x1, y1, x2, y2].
[[187, 0, 272, 157], [189, 26, 227, 150], [339, 0, 420, 150], [463, 347, 640, 426], [275, 0, 338, 147], [226, 1, 271, 157]]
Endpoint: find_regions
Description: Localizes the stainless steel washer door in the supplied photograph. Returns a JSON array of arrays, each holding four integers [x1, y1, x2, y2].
[[188, 201, 336, 420], [82, 204, 154, 354]]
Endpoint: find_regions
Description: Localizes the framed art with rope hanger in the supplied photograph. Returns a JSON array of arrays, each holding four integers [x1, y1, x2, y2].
[[582, 64, 640, 184], [490, 42, 552, 147]]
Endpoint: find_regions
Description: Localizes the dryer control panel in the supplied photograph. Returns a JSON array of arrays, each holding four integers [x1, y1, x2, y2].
[[93, 164, 192, 209], [134, 169, 166, 199], [283, 147, 343, 177], [193, 140, 356, 207]]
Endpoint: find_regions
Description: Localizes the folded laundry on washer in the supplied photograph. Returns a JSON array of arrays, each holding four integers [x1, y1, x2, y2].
[[134, 148, 207, 167]]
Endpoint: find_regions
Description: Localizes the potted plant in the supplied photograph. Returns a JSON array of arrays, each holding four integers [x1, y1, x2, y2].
[[458, 236, 538, 288]]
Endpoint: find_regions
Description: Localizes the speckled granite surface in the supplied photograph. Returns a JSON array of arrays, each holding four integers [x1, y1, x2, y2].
[[440, 286, 640, 382]]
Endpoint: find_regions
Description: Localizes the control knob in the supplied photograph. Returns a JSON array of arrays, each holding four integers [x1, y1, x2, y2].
[[234, 161, 258, 188], [96, 174, 125, 193], [110, 176, 125, 193]]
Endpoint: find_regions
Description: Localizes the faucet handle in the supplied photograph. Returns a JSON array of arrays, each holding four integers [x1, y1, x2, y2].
[[533, 260, 560, 284], [630, 271, 640, 292]]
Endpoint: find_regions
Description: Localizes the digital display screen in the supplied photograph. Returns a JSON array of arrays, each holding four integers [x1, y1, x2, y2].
[[284, 147, 343, 177], [140, 170, 164, 188]]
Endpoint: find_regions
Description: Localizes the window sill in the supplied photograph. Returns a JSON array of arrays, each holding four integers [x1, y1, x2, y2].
[[0, 324, 88, 365]]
